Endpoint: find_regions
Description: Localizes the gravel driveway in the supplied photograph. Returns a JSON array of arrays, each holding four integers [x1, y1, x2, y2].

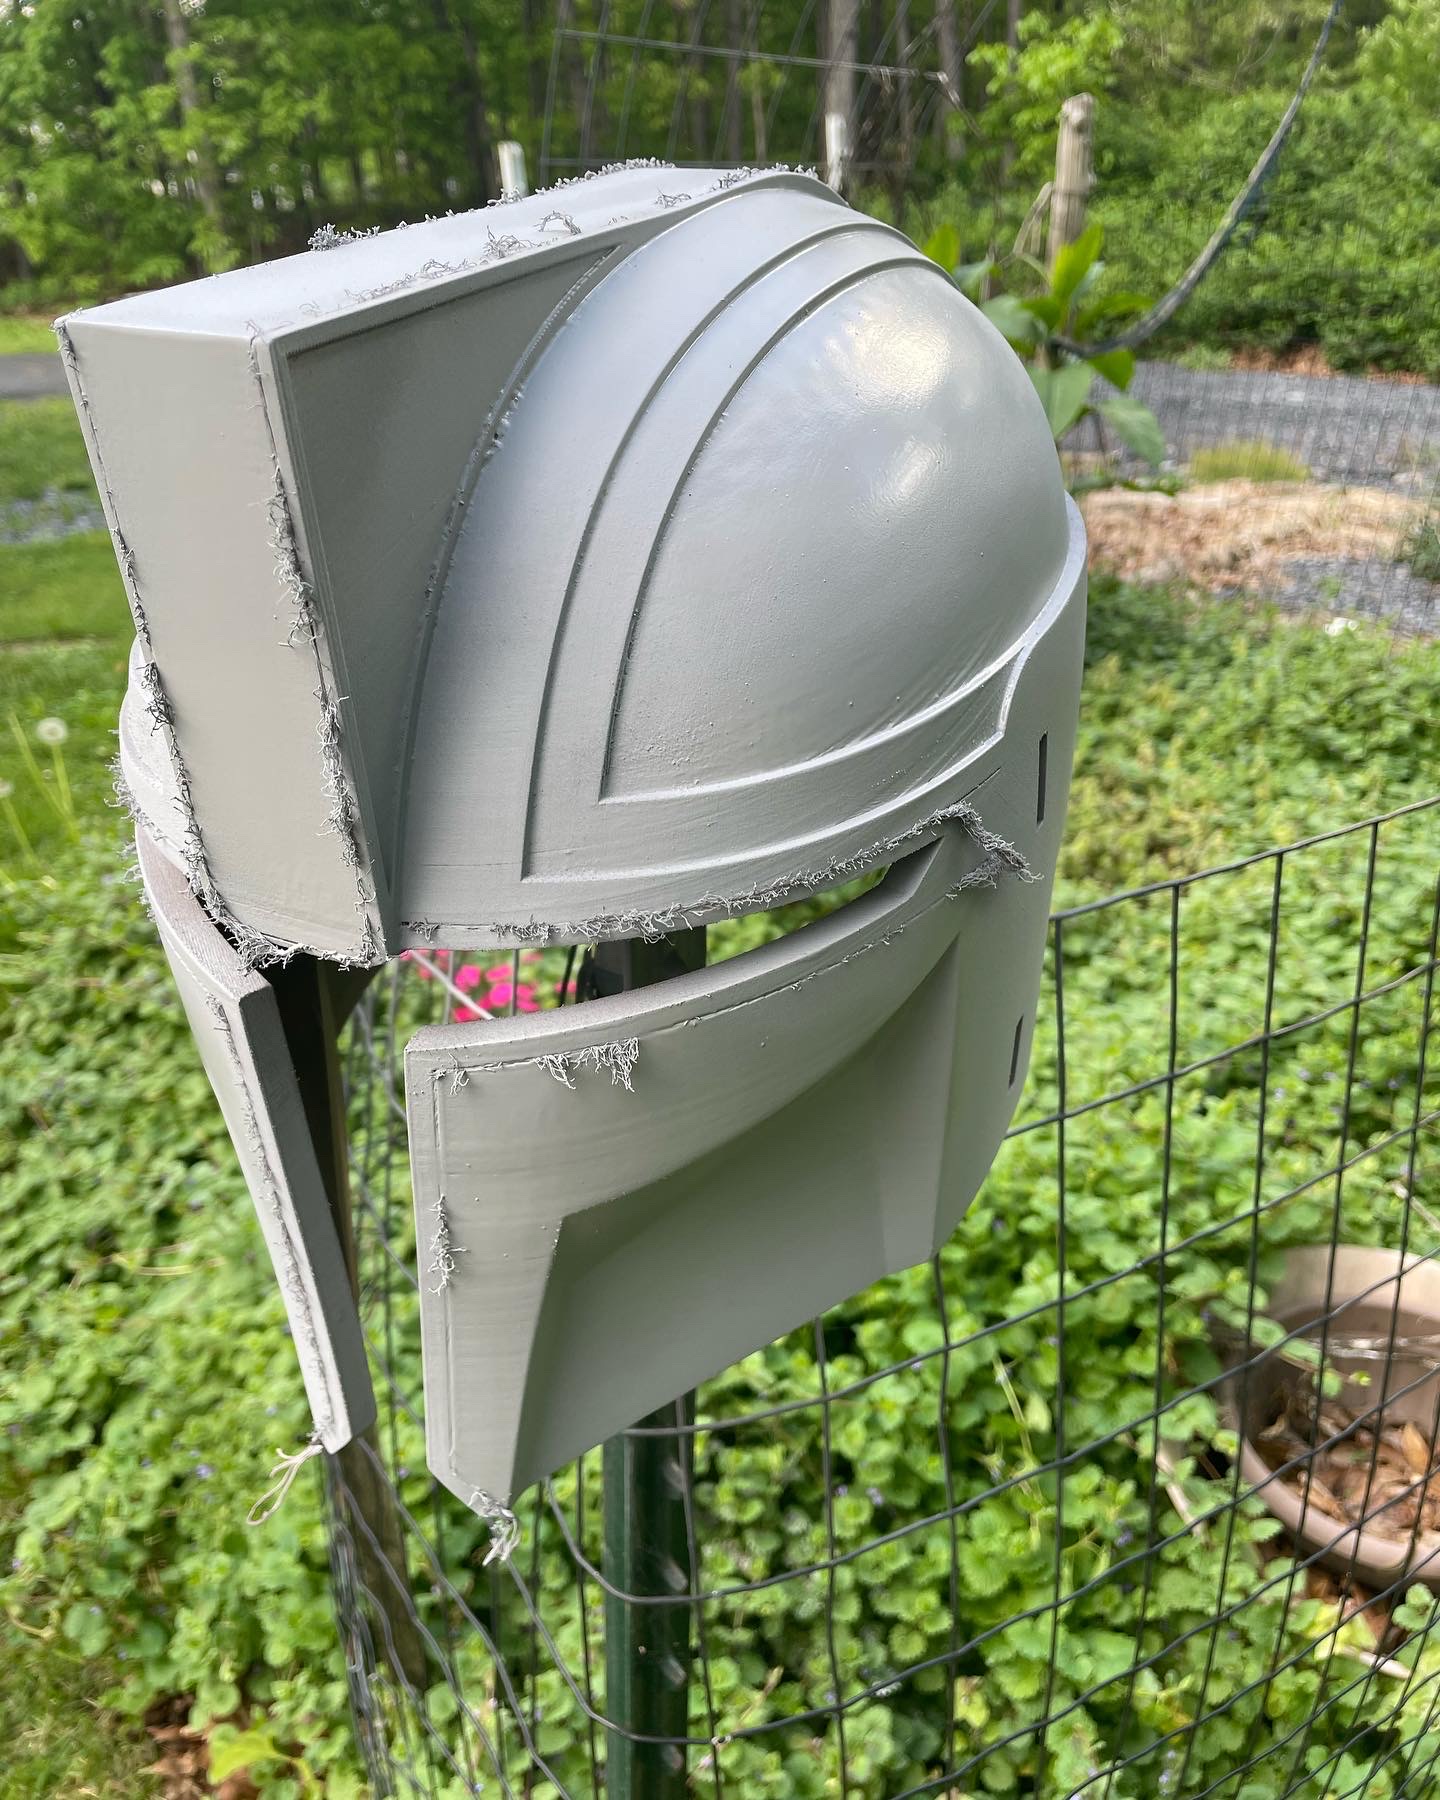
[[1129, 360, 1440, 490], [1070, 361, 1440, 632]]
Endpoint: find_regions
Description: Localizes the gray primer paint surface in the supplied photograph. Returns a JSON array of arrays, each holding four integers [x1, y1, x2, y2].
[[136, 829, 376, 1453], [65, 164, 1072, 960], [406, 533, 1083, 1505], [72, 164, 1087, 1493]]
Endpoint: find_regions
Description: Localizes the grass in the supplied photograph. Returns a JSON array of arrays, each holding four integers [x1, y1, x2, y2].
[[0, 532, 127, 642], [0, 313, 62, 355], [0, 398, 96, 502], [0, 538, 130, 865], [1188, 437, 1311, 483], [0, 1609, 156, 1798]]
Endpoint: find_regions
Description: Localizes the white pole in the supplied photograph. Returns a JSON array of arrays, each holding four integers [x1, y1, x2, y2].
[[498, 140, 529, 199], [823, 110, 850, 194]]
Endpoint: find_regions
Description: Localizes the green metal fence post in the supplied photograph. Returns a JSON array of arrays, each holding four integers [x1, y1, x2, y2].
[[587, 931, 705, 1800]]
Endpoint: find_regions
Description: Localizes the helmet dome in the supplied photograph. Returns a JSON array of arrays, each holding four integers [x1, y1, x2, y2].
[[77, 166, 1081, 961]]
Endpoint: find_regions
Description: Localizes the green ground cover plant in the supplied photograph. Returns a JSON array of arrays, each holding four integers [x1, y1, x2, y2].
[[3, 545, 1439, 1792]]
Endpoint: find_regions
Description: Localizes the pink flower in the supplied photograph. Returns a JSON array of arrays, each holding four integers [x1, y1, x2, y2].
[[486, 981, 541, 1012], [453, 1004, 482, 1023], [484, 963, 513, 985], [454, 963, 483, 991]]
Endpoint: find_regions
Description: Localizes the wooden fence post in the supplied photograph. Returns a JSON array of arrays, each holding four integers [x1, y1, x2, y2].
[[823, 0, 859, 193], [1047, 92, 1095, 271]]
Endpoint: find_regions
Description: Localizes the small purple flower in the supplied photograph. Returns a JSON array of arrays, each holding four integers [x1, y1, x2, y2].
[[196, 1463, 214, 1480]]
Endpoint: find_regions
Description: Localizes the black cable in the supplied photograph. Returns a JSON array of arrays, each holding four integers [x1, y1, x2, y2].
[[1055, 0, 1344, 361]]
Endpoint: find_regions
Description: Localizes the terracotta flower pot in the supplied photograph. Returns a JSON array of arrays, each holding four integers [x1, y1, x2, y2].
[[1234, 1245, 1440, 1593]]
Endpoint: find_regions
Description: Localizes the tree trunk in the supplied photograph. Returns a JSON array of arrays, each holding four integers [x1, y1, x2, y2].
[[934, 0, 964, 164], [459, 16, 497, 204], [158, 0, 226, 265], [723, 0, 744, 163], [431, 1, 495, 206], [749, 0, 768, 168], [896, 0, 914, 172], [999, 0, 1023, 195]]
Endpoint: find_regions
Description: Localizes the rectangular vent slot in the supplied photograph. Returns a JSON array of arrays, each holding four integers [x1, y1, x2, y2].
[[1036, 733, 1049, 826], [1009, 1016, 1025, 1087]]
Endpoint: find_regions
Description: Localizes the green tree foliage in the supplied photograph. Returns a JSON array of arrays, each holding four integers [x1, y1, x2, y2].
[[1092, 77, 1440, 375], [0, 0, 550, 298], [3, 0, 1437, 380]]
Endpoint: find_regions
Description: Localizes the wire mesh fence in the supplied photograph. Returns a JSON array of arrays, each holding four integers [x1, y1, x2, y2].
[[285, 12, 1440, 1795], [324, 784, 1439, 1800]]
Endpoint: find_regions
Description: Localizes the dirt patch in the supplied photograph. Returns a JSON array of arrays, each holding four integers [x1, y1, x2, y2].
[[1079, 479, 1427, 593], [142, 1696, 256, 1800], [1225, 344, 1432, 386], [1228, 344, 1339, 379]]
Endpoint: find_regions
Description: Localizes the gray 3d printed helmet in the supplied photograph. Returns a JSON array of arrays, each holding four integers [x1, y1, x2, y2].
[[63, 164, 1086, 1500]]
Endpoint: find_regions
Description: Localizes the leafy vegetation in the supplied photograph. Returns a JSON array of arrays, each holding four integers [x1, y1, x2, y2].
[[1091, 78, 1440, 377], [0, 1604, 157, 1797], [924, 221, 1166, 465], [3, 523, 1440, 1791], [1398, 515, 1440, 583]]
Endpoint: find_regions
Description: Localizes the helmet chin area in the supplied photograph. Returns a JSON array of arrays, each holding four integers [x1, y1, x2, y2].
[[405, 812, 1058, 1510]]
